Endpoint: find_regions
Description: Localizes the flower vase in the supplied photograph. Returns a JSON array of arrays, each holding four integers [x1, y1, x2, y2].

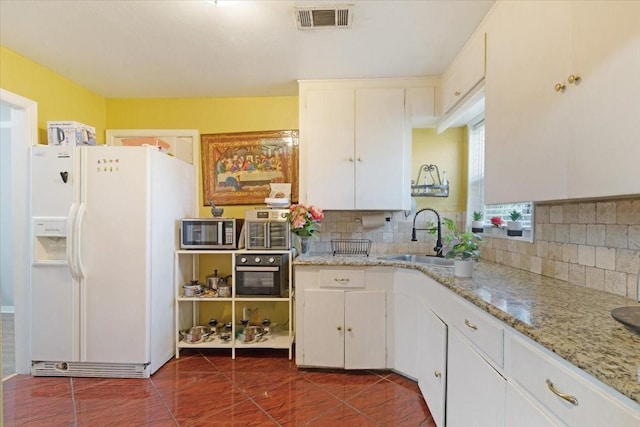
[[298, 235, 312, 255]]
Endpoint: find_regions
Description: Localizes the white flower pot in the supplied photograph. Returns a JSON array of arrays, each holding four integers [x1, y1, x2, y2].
[[507, 221, 523, 236], [471, 220, 484, 233], [454, 259, 475, 278]]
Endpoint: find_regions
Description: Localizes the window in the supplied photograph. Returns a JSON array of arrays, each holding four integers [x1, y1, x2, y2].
[[466, 116, 534, 240]]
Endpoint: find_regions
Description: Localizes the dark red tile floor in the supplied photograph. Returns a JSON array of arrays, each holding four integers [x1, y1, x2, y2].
[[3, 349, 436, 426]]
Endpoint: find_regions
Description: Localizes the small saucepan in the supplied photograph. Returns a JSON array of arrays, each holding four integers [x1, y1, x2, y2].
[[180, 325, 211, 343], [183, 280, 204, 297]]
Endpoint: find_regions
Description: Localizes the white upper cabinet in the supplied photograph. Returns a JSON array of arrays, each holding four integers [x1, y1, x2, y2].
[[567, 1, 640, 199], [441, 30, 486, 116], [299, 78, 434, 210], [484, 0, 640, 203]]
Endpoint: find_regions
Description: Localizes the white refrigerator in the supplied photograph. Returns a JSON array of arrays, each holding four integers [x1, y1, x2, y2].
[[30, 145, 194, 378]]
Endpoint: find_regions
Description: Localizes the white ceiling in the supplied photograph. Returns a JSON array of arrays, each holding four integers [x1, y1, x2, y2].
[[0, 0, 495, 98]]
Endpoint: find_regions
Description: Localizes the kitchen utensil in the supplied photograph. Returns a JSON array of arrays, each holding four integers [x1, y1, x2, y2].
[[183, 280, 203, 297], [206, 270, 224, 290], [180, 325, 211, 343], [218, 285, 231, 297], [209, 200, 224, 217]]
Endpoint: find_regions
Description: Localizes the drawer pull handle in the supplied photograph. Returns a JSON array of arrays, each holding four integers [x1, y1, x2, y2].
[[546, 379, 579, 406], [334, 278, 350, 284], [464, 319, 478, 330], [337, 326, 342, 331], [347, 327, 352, 332], [434, 371, 441, 378]]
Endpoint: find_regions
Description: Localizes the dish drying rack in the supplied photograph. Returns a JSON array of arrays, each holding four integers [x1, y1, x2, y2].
[[331, 239, 372, 257], [411, 164, 449, 197]]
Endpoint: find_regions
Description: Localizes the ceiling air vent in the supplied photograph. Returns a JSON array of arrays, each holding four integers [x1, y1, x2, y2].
[[294, 5, 353, 30]]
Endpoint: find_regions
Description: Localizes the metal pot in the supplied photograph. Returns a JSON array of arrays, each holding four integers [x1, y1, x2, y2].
[[183, 280, 203, 297], [180, 325, 211, 343], [217, 285, 231, 298]]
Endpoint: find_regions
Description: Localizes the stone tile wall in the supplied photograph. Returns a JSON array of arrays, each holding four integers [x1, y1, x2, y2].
[[311, 209, 464, 258], [311, 197, 640, 300], [481, 198, 640, 299]]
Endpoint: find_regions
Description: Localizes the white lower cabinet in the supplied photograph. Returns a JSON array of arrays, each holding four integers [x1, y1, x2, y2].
[[301, 289, 386, 369], [446, 328, 506, 427], [508, 335, 640, 427], [417, 304, 447, 427], [295, 265, 640, 426], [506, 382, 561, 427]]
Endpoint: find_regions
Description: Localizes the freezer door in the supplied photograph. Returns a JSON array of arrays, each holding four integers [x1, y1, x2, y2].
[[30, 146, 79, 361], [30, 146, 74, 217], [78, 147, 151, 364]]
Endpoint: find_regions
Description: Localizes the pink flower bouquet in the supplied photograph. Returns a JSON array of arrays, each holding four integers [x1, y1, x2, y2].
[[287, 204, 324, 237]]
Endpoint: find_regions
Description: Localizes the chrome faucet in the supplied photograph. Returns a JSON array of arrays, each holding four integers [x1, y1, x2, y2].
[[411, 208, 444, 257]]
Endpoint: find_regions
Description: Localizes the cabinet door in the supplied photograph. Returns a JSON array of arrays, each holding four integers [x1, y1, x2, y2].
[[418, 306, 447, 427], [567, 1, 640, 198], [484, 0, 571, 204], [302, 289, 345, 368], [442, 31, 486, 115], [344, 291, 386, 369], [354, 88, 409, 210], [506, 383, 561, 427], [304, 89, 355, 209], [393, 290, 420, 379], [446, 329, 506, 427]]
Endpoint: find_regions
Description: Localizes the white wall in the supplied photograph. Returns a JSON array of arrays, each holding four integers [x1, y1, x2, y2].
[[1, 102, 15, 310]]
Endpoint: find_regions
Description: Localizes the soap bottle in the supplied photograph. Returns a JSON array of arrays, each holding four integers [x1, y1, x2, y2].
[[441, 171, 448, 186]]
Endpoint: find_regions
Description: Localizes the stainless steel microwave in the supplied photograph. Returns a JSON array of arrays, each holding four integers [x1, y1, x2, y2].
[[180, 218, 238, 249]]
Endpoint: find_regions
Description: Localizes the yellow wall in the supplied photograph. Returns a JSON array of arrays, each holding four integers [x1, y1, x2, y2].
[[106, 97, 298, 218], [412, 127, 467, 212], [0, 46, 106, 143]]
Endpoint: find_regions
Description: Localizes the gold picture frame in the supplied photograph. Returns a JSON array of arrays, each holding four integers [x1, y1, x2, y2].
[[201, 130, 299, 206]]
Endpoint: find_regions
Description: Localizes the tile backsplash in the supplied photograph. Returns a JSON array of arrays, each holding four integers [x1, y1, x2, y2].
[[310, 209, 464, 257], [481, 198, 640, 300], [310, 198, 640, 299]]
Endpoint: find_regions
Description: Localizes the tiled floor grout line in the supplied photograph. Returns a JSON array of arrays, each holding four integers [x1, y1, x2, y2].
[[70, 377, 78, 427], [148, 376, 181, 426]]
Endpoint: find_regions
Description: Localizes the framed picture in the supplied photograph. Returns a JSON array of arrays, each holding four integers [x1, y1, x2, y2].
[[201, 130, 299, 206], [105, 129, 199, 165]]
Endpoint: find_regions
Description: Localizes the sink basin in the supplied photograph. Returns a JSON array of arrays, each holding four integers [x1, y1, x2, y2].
[[378, 254, 454, 266]]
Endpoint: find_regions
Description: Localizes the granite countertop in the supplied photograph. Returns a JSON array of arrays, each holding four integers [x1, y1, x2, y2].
[[294, 254, 640, 405]]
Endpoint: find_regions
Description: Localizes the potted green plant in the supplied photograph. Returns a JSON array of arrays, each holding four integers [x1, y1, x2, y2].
[[441, 218, 482, 278], [507, 210, 523, 236], [471, 211, 484, 233]]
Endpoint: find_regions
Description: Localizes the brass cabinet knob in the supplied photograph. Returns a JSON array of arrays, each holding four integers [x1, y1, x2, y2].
[[555, 83, 566, 92], [567, 74, 581, 84], [337, 326, 342, 331], [454, 91, 461, 96], [347, 327, 352, 332], [434, 371, 442, 378], [348, 157, 354, 163]]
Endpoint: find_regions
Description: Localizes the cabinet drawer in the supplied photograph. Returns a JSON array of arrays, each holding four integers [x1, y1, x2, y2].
[[448, 296, 504, 368], [509, 336, 640, 426], [318, 268, 365, 288]]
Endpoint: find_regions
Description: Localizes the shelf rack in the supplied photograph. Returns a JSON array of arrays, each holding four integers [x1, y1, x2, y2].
[[411, 163, 449, 197]]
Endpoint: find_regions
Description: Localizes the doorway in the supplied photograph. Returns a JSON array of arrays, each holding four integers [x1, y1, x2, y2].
[[0, 89, 38, 379]]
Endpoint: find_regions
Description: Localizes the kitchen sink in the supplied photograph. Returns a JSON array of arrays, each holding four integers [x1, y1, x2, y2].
[[378, 254, 454, 266]]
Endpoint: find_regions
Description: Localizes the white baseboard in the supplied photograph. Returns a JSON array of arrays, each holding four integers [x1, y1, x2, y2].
[[1, 306, 15, 314]]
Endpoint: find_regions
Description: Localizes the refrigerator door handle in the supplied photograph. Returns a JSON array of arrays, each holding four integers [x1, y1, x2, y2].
[[75, 203, 87, 279], [67, 203, 80, 279]]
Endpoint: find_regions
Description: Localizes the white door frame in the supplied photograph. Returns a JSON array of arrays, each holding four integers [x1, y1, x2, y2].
[[1, 88, 38, 374]]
